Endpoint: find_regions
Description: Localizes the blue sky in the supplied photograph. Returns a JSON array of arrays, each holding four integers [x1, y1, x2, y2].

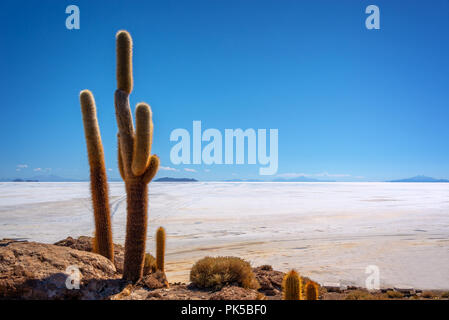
[[1, 0, 448, 181]]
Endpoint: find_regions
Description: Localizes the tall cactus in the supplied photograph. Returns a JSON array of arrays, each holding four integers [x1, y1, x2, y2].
[[79, 90, 114, 262], [282, 270, 302, 300], [156, 226, 166, 272], [114, 30, 160, 281]]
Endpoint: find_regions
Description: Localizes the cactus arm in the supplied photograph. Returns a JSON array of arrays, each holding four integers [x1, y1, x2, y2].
[[131, 103, 153, 176], [79, 90, 114, 262], [117, 134, 126, 181], [116, 30, 133, 94], [143, 155, 160, 184], [114, 89, 135, 177]]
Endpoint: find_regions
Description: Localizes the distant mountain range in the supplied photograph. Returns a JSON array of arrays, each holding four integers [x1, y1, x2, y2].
[[224, 179, 263, 182], [0, 175, 84, 182], [154, 177, 198, 182], [389, 175, 449, 183]]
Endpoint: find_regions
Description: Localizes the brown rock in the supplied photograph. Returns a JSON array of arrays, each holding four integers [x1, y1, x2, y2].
[[264, 288, 280, 296], [0, 240, 123, 299], [323, 283, 342, 293], [253, 265, 284, 297], [54, 236, 125, 274], [138, 270, 169, 290], [209, 286, 260, 300]]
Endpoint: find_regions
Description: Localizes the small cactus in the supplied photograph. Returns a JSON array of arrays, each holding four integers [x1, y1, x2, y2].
[[282, 270, 302, 300], [305, 281, 319, 300], [79, 90, 114, 262], [156, 227, 166, 272]]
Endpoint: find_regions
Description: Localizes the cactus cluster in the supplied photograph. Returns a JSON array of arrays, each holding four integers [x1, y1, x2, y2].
[[80, 30, 161, 282], [282, 270, 320, 300], [114, 30, 160, 282]]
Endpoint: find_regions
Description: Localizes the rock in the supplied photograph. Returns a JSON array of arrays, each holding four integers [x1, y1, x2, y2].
[[53, 236, 93, 252], [323, 282, 343, 293], [146, 291, 162, 299], [209, 286, 260, 300], [54, 236, 125, 274], [109, 283, 134, 300], [263, 288, 280, 296], [55, 236, 156, 277], [138, 270, 169, 290], [253, 265, 284, 295], [393, 286, 415, 296], [0, 240, 123, 299]]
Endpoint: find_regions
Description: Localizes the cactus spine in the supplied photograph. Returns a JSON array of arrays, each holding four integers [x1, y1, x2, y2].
[[156, 227, 166, 272], [114, 30, 160, 281], [282, 270, 302, 300], [305, 281, 319, 300], [79, 90, 114, 262]]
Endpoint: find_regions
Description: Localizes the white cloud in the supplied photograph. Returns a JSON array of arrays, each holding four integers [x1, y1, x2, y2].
[[33, 167, 51, 173], [204, 169, 211, 172], [16, 164, 28, 171], [184, 168, 197, 172], [160, 166, 179, 172], [108, 168, 113, 171]]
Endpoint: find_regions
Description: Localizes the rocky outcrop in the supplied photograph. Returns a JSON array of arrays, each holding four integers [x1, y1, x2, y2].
[[0, 239, 123, 299], [210, 286, 261, 300], [0, 237, 169, 300], [253, 265, 284, 297], [54, 236, 125, 274]]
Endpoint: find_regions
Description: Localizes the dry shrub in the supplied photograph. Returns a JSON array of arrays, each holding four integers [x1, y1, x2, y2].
[[421, 291, 435, 299], [143, 253, 157, 275], [387, 290, 404, 299], [345, 290, 381, 300], [259, 265, 273, 271], [190, 256, 260, 289]]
